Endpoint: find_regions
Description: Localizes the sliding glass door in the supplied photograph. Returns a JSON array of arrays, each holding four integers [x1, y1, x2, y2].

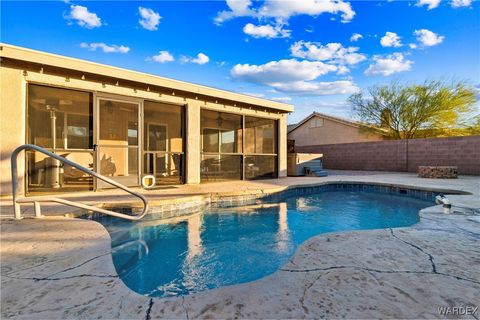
[[96, 97, 141, 188], [143, 101, 184, 185]]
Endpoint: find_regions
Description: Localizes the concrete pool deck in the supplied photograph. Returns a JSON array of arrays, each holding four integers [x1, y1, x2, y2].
[[1, 171, 479, 319]]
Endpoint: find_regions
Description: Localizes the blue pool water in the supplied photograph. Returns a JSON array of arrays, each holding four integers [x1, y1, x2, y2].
[[98, 189, 433, 297]]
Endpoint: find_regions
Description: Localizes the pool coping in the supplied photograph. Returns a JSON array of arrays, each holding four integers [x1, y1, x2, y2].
[[82, 180, 474, 220]]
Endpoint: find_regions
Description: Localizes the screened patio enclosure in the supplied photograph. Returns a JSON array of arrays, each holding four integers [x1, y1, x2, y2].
[[26, 83, 281, 194], [26, 84, 185, 194]]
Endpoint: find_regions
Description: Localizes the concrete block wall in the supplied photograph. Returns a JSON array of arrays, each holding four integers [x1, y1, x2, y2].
[[296, 136, 480, 175], [405, 136, 479, 173]]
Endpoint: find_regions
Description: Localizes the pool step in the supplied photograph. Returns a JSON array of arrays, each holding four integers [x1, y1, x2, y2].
[[306, 169, 329, 177], [304, 162, 328, 177]]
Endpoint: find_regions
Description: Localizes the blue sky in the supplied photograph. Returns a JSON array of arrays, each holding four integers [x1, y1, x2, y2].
[[1, 0, 479, 124]]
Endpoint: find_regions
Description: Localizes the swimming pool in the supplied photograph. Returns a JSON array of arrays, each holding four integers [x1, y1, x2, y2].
[[97, 187, 434, 298]]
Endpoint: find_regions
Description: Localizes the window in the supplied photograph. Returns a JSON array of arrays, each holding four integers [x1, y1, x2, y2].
[[202, 128, 220, 153], [202, 128, 238, 153], [309, 117, 324, 128]]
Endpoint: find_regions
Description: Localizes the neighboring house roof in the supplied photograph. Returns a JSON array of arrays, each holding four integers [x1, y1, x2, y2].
[[288, 112, 388, 135], [287, 124, 297, 132]]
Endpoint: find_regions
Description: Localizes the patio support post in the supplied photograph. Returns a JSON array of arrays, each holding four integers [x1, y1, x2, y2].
[[185, 102, 201, 184], [278, 113, 288, 178]]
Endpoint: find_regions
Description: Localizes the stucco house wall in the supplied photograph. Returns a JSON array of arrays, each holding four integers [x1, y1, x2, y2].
[[288, 114, 384, 147]]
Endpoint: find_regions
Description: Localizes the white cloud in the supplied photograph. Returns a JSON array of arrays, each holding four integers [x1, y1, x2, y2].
[[270, 80, 359, 95], [451, 0, 472, 7], [66, 5, 102, 29], [230, 58, 357, 96], [241, 92, 265, 98], [184, 53, 210, 65], [151, 51, 174, 63], [138, 7, 161, 31], [291, 41, 340, 60], [290, 41, 367, 65], [150, 51, 210, 64], [337, 65, 350, 75], [80, 42, 130, 53], [257, 0, 356, 23], [231, 59, 337, 84], [365, 53, 413, 76], [271, 96, 292, 102], [409, 43, 418, 49], [416, 0, 441, 9], [214, 0, 255, 24], [215, 0, 356, 25], [413, 29, 445, 47], [350, 33, 363, 42], [380, 32, 402, 47], [243, 23, 291, 39]]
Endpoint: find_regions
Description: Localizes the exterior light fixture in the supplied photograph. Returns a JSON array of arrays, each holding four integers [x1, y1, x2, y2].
[[216, 113, 224, 127], [105, 100, 114, 113]]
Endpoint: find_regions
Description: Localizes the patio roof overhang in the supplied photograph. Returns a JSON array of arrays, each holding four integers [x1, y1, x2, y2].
[[0, 43, 294, 114]]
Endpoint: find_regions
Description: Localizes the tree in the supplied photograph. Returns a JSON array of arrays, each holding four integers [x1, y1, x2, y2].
[[466, 115, 480, 135], [349, 80, 478, 139]]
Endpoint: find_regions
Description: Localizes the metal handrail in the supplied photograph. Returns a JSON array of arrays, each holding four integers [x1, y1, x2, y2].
[[11, 144, 149, 220]]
